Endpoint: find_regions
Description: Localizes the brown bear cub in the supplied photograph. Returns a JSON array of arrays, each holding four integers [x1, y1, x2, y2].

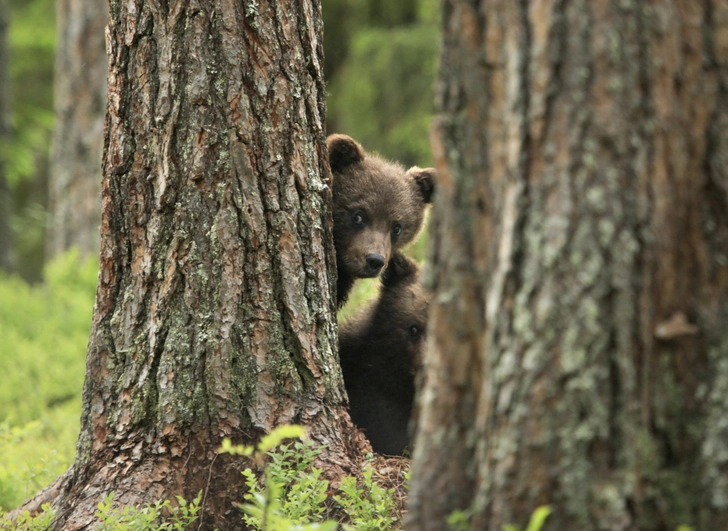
[[327, 134, 435, 307], [338, 251, 429, 456]]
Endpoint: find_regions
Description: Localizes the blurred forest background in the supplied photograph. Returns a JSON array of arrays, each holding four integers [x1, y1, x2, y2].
[[0, 0, 438, 509]]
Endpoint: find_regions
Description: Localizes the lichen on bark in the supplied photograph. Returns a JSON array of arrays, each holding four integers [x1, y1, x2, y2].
[[15, 2, 366, 529], [408, 1, 728, 530]]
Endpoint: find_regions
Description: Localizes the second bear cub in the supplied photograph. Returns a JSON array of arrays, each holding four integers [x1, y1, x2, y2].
[[327, 134, 435, 307], [338, 252, 429, 456]]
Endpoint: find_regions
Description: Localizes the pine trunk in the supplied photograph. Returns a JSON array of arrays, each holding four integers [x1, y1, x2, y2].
[[22, 1, 363, 529], [408, 1, 728, 530], [46, 0, 107, 260], [0, 0, 11, 272]]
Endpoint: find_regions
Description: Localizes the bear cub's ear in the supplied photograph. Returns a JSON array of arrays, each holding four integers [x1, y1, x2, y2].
[[327, 134, 365, 173], [408, 167, 436, 204], [381, 251, 419, 289]]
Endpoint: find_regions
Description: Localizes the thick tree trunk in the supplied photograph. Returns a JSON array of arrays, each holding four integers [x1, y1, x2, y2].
[[20, 1, 364, 529], [0, 0, 11, 272], [408, 1, 728, 530], [46, 0, 107, 260]]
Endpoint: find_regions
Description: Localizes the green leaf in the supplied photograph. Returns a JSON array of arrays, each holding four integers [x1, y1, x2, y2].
[[218, 437, 255, 456], [257, 425, 307, 453], [525, 505, 552, 531]]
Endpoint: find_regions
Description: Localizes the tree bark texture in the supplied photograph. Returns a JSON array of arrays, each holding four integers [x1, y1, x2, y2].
[[46, 0, 108, 260], [32, 1, 362, 529], [408, 1, 728, 530], [0, 0, 11, 272]]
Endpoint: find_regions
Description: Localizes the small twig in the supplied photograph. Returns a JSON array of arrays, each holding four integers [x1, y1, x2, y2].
[[197, 453, 218, 531]]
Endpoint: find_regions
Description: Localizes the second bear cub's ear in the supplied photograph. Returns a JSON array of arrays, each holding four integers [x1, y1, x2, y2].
[[327, 134, 365, 173], [381, 251, 419, 289], [408, 167, 436, 204]]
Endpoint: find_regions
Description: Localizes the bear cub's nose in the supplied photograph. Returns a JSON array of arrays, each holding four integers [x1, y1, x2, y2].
[[365, 253, 385, 273]]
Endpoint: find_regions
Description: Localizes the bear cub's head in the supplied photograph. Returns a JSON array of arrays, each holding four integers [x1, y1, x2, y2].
[[327, 134, 435, 306], [368, 252, 430, 357]]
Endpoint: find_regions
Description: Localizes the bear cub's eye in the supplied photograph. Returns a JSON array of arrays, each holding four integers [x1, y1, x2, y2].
[[408, 324, 420, 337], [392, 223, 403, 237], [351, 212, 365, 226]]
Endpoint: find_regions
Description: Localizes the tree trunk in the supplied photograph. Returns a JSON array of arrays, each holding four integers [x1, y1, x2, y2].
[[46, 0, 107, 260], [20, 1, 364, 529], [408, 1, 728, 530], [0, 0, 11, 272]]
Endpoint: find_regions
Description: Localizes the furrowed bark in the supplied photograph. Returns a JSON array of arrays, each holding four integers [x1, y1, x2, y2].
[[408, 1, 728, 530], [16, 1, 366, 529]]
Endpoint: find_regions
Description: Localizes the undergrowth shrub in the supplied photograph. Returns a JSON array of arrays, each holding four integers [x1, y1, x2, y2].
[[0, 504, 55, 531], [241, 440, 330, 527], [333, 466, 398, 531], [0, 493, 201, 531], [95, 492, 201, 531], [220, 425, 402, 530]]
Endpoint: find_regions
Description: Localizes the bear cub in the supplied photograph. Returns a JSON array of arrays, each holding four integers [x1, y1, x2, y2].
[[328, 134, 435, 307], [338, 251, 429, 456]]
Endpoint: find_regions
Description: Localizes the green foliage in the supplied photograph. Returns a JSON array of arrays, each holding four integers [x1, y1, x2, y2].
[[5, 0, 55, 187], [329, 23, 438, 167], [222, 425, 403, 530], [502, 506, 551, 531], [221, 426, 335, 530], [324, 0, 439, 168], [446, 509, 473, 531], [3, 0, 55, 280], [0, 408, 77, 511], [0, 503, 55, 531], [334, 465, 399, 531], [0, 248, 96, 424], [94, 492, 201, 531], [221, 425, 308, 458], [447, 506, 552, 531], [241, 439, 330, 528], [0, 249, 96, 509]]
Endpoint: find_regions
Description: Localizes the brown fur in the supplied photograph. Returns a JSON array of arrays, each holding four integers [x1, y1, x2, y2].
[[327, 134, 435, 307], [338, 252, 429, 456]]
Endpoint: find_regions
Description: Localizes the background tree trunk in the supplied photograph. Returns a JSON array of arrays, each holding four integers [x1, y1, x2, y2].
[[22, 1, 363, 529], [0, 0, 11, 272], [408, 1, 728, 530], [46, 0, 107, 260]]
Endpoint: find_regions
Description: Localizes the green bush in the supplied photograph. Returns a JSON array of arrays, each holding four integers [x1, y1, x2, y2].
[[0, 248, 95, 424], [0, 503, 55, 531], [0, 404, 78, 511], [222, 425, 404, 530], [329, 23, 438, 168], [0, 249, 96, 509], [241, 440, 331, 527], [95, 492, 201, 531], [334, 465, 399, 530], [6, 0, 56, 281], [0, 493, 201, 531]]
